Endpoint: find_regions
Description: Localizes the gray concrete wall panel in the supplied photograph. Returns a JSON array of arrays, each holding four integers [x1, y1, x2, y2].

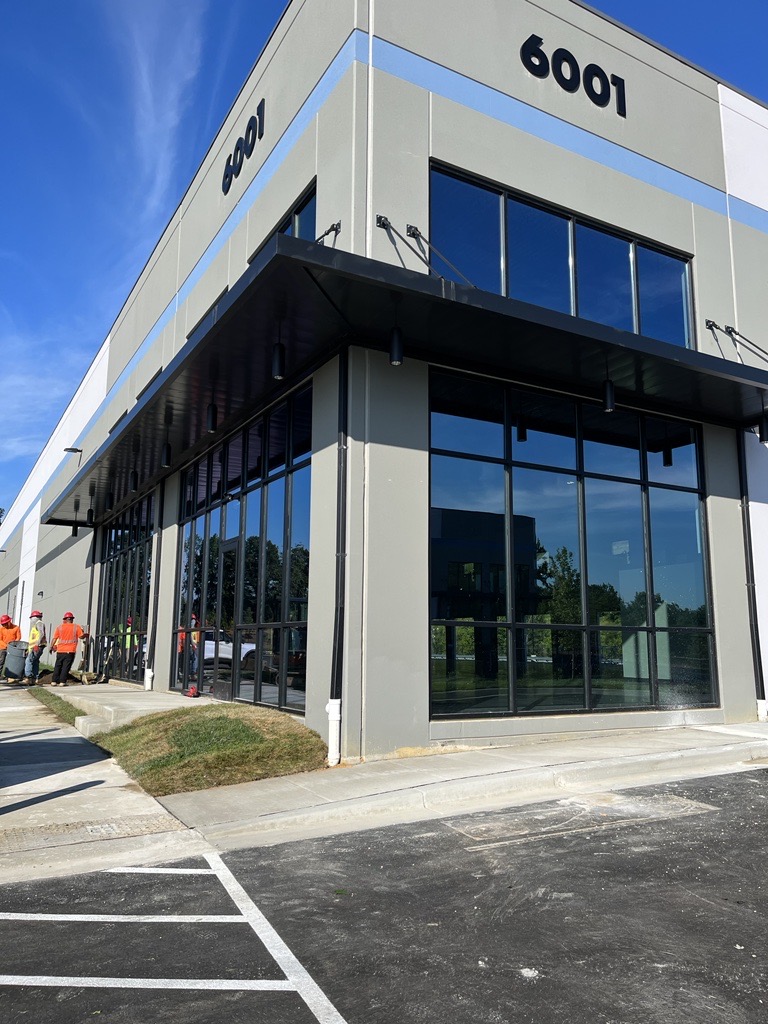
[[315, 64, 367, 258], [152, 478, 180, 692], [340, 348, 368, 759], [702, 424, 757, 722], [106, 224, 181, 392], [304, 359, 340, 741], [184, 243, 230, 342], [369, 71, 429, 268], [359, 352, 430, 757], [729, 221, 768, 369], [373, 0, 725, 189], [691, 207, 737, 358]]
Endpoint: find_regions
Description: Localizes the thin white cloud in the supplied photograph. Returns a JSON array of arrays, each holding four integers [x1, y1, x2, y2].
[[102, 0, 208, 228]]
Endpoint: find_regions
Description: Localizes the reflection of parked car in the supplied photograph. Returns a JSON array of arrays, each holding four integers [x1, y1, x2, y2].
[[202, 629, 256, 666], [240, 629, 306, 688]]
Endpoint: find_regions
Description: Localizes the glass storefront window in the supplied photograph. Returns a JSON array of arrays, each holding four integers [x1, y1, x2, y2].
[[292, 388, 313, 461], [507, 198, 571, 314], [515, 628, 586, 712], [583, 407, 641, 479], [589, 629, 651, 708], [268, 405, 287, 475], [264, 478, 285, 623], [430, 371, 714, 716], [431, 373, 504, 458], [431, 456, 506, 622], [247, 421, 264, 483], [431, 625, 509, 715], [242, 490, 261, 625], [294, 191, 316, 241], [289, 466, 311, 621], [575, 224, 634, 332], [656, 631, 713, 706], [646, 417, 699, 488], [512, 468, 581, 625], [430, 170, 503, 293], [175, 386, 312, 707], [432, 167, 692, 348], [226, 434, 244, 493], [584, 478, 646, 627], [637, 245, 690, 347], [510, 389, 577, 469], [648, 488, 707, 628], [96, 493, 156, 684]]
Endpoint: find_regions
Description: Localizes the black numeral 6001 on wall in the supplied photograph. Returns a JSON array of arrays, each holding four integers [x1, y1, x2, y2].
[[520, 34, 626, 118]]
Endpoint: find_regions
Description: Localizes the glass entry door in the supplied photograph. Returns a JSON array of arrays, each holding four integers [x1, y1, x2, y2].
[[211, 540, 239, 701]]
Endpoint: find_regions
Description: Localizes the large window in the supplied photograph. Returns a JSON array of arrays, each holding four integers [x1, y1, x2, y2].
[[96, 495, 155, 682], [430, 371, 714, 717], [430, 167, 693, 348], [175, 387, 312, 711]]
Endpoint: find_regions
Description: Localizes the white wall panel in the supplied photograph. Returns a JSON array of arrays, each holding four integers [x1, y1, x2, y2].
[[0, 336, 110, 546], [720, 85, 768, 212], [17, 502, 42, 636]]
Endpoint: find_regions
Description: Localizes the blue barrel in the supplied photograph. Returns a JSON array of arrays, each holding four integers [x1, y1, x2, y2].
[[5, 640, 28, 679]]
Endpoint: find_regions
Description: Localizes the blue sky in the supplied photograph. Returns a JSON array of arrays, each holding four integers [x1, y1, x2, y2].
[[0, 0, 766, 518]]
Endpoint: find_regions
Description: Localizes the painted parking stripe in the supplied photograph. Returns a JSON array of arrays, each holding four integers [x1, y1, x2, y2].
[[206, 852, 350, 1024], [0, 976, 295, 991], [106, 867, 215, 875], [0, 913, 247, 924]]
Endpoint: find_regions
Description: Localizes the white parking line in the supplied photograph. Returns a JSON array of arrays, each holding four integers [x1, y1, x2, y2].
[[0, 913, 247, 924], [106, 867, 215, 875], [205, 852, 349, 1024], [0, 976, 295, 990]]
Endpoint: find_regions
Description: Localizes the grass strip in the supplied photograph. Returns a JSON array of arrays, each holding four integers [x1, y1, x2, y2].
[[27, 685, 85, 726], [94, 704, 328, 797]]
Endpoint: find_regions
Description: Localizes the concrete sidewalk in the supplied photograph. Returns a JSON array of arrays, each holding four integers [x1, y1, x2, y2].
[[0, 684, 210, 884], [3, 681, 768, 882]]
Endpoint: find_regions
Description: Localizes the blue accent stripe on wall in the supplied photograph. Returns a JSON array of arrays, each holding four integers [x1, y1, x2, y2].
[[728, 195, 768, 236]]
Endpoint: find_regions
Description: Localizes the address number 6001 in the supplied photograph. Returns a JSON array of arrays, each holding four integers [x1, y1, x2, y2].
[[520, 34, 627, 118]]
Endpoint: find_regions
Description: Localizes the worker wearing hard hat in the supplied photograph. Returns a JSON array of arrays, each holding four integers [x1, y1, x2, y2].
[[0, 614, 21, 680], [24, 611, 47, 686], [50, 611, 88, 687]]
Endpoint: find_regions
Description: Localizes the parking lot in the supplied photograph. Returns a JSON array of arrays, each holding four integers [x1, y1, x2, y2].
[[0, 853, 348, 1024], [2, 770, 767, 1022]]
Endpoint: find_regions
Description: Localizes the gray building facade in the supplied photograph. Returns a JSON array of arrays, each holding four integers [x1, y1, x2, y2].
[[3, 0, 768, 761]]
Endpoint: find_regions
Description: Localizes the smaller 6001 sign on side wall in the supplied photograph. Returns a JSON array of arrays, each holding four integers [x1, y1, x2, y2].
[[222, 99, 266, 195], [520, 35, 627, 118]]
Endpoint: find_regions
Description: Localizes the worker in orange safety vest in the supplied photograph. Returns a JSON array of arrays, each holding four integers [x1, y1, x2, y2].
[[50, 611, 88, 687], [0, 614, 22, 680]]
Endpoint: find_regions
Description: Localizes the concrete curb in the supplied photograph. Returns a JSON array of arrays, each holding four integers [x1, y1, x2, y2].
[[184, 738, 768, 848]]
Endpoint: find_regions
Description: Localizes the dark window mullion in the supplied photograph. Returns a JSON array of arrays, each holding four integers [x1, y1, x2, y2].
[[568, 216, 577, 316], [630, 240, 640, 334]]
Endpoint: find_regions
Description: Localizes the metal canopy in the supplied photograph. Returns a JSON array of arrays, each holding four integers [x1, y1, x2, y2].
[[44, 232, 768, 525]]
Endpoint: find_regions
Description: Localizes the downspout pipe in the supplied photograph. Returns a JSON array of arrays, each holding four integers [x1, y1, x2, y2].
[[737, 428, 765, 704], [327, 349, 348, 765]]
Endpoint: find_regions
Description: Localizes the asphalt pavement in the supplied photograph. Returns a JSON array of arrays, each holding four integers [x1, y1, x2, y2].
[[3, 681, 768, 883], [1, 771, 767, 1022]]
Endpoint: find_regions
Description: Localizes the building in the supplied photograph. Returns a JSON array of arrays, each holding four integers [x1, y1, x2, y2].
[[3, 0, 768, 762]]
